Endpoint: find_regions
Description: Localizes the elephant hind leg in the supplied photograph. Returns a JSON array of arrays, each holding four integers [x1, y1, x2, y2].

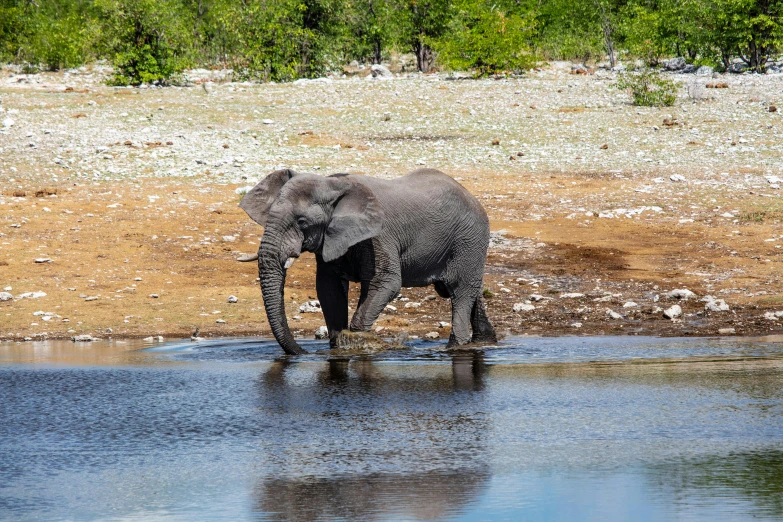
[[447, 290, 475, 347], [471, 295, 497, 343]]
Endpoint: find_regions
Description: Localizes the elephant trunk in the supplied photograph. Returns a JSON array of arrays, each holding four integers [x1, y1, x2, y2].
[[258, 238, 305, 355]]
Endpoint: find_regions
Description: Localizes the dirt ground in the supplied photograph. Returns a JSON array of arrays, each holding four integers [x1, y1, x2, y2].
[[1, 63, 782, 343]]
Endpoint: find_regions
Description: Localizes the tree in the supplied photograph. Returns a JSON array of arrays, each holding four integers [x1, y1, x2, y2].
[[345, 0, 398, 64], [594, 0, 619, 67], [402, 0, 453, 72], [95, 0, 193, 85], [711, 0, 783, 72], [436, 0, 536, 75]]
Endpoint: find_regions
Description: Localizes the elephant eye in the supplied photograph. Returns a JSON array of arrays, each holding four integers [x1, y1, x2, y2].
[[296, 217, 308, 229]]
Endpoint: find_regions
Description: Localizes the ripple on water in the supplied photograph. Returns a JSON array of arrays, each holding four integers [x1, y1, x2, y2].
[[1, 335, 782, 520]]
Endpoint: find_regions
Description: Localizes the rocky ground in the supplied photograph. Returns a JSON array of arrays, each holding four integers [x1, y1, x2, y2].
[[1, 62, 783, 343]]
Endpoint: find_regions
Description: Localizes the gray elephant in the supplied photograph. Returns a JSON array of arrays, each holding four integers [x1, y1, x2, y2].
[[239, 168, 496, 354]]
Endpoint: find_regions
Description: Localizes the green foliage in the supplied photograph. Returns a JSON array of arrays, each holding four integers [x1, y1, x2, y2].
[[27, 15, 93, 70], [436, 2, 536, 75], [0, 2, 27, 62], [0, 0, 781, 81], [616, 70, 678, 106], [483, 288, 494, 299], [343, 0, 400, 63], [533, 0, 609, 63], [401, 0, 453, 72], [95, 0, 193, 85], [0, 0, 94, 69]]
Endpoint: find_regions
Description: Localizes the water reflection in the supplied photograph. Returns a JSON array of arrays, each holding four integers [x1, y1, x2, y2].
[[251, 354, 490, 521], [254, 469, 490, 522], [649, 449, 783, 519]]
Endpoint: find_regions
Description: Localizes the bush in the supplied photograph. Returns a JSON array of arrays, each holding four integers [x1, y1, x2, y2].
[[95, 0, 192, 86], [23, 14, 92, 71], [436, 6, 536, 76], [616, 70, 678, 106]]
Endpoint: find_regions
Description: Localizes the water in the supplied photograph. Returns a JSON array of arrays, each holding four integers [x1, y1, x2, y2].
[[1, 336, 783, 521]]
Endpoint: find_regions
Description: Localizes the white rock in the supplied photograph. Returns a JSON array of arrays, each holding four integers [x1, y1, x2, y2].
[[34, 258, 52, 263], [438, 321, 450, 328], [2, 117, 14, 128], [227, 295, 238, 303], [763, 311, 783, 321], [670, 174, 687, 182], [0, 292, 12, 301], [560, 293, 585, 299], [371, 64, 394, 78], [667, 289, 696, 300], [84, 296, 98, 302], [262, 119, 274, 125], [571, 322, 583, 328], [529, 294, 544, 302], [314, 325, 329, 339], [149, 293, 159, 298], [663, 305, 682, 319], [221, 235, 235, 242], [718, 327, 736, 335], [512, 303, 535, 312], [404, 302, 421, 308], [704, 299, 730, 312], [424, 331, 439, 339], [299, 300, 322, 313], [216, 319, 226, 324], [622, 301, 638, 308], [72, 334, 98, 342], [16, 291, 46, 299], [606, 309, 622, 320], [385, 304, 397, 311]]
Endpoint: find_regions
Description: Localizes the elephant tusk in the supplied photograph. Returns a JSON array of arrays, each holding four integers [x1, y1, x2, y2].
[[284, 257, 296, 269], [236, 252, 259, 262]]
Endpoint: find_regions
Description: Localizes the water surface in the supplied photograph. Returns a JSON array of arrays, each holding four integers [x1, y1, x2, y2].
[[1, 336, 782, 520]]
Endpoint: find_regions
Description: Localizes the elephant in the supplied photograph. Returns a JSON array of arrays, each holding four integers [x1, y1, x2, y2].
[[239, 167, 496, 355]]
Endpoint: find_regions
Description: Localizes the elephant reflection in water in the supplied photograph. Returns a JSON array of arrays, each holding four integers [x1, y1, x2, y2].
[[252, 353, 490, 522]]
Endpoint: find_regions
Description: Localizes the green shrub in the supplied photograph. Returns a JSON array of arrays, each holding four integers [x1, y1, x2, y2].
[[616, 70, 678, 107], [436, 6, 536, 76], [23, 14, 92, 71], [95, 0, 192, 86]]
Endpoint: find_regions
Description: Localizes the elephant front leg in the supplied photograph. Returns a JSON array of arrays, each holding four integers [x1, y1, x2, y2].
[[349, 274, 402, 333], [316, 262, 349, 348]]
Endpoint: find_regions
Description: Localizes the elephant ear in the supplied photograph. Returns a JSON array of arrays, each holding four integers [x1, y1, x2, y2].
[[322, 178, 384, 262], [239, 169, 297, 226]]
